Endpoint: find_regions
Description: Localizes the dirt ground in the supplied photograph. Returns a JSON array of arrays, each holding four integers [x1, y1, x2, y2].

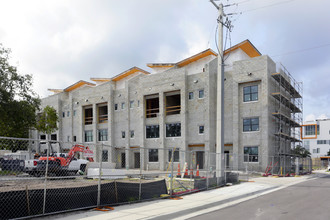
[[0, 176, 163, 192]]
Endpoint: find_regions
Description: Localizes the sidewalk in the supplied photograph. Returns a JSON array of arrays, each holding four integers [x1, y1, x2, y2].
[[36, 172, 324, 220]]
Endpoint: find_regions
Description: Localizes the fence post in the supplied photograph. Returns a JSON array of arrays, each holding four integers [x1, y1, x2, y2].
[[271, 156, 274, 175], [139, 148, 142, 201], [170, 149, 174, 197], [206, 151, 210, 190], [224, 153, 227, 185], [42, 141, 51, 214], [97, 143, 103, 208]]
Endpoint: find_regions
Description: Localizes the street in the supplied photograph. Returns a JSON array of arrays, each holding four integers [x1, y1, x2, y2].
[[189, 174, 330, 220]]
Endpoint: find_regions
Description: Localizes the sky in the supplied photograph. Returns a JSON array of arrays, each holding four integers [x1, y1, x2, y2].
[[0, 0, 329, 121]]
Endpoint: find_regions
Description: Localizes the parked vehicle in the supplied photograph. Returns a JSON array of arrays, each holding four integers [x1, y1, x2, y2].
[[0, 157, 25, 172], [36, 144, 94, 176]]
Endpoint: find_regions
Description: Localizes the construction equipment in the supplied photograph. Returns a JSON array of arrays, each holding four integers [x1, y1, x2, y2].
[[36, 144, 94, 176]]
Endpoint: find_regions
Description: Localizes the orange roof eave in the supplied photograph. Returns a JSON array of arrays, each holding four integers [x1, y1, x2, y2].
[[146, 63, 175, 68], [48, 89, 63, 94], [64, 81, 96, 92], [111, 67, 150, 82], [177, 49, 217, 67], [90, 78, 111, 83], [224, 39, 261, 58]]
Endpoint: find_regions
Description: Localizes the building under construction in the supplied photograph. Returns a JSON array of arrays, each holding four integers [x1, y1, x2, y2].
[[30, 39, 303, 173]]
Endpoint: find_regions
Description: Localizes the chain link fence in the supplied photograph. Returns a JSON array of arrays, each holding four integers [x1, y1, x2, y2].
[[0, 137, 312, 219]]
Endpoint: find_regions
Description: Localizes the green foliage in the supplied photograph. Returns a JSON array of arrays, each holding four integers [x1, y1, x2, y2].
[[292, 145, 311, 158], [35, 105, 59, 135], [0, 44, 40, 138]]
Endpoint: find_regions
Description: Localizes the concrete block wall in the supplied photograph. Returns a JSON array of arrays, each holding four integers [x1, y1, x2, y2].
[[31, 53, 301, 172]]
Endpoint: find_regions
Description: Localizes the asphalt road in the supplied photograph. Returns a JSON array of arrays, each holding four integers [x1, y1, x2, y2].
[[189, 175, 330, 220]]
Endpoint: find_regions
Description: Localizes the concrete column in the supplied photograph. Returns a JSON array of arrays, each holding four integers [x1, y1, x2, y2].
[[126, 82, 131, 169], [140, 93, 146, 170], [92, 103, 98, 161], [108, 84, 115, 164], [232, 83, 240, 170], [181, 72, 188, 168], [159, 92, 165, 170]]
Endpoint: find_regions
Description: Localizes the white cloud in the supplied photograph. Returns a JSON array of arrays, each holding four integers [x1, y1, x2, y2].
[[0, 0, 329, 118]]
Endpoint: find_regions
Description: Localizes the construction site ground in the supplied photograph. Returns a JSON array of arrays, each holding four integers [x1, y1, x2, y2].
[[32, 170, 325, 220]]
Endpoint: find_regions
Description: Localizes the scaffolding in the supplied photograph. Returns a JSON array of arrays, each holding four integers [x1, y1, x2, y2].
[[271, 63, 303, 175]]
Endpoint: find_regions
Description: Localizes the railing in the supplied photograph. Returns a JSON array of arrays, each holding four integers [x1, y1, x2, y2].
[[166, 105, 181, 115], [85, 116, 93, 125], [98, 114, 108, 123], [146, 108, 159, 118]]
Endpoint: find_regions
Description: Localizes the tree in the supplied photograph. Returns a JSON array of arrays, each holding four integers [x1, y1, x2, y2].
[[0, 44, 40, 138], [292, 145, 311, 158], [35, 105, 59, 137]]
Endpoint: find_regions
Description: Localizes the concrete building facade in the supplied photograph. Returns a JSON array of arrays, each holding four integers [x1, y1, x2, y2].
[[30, 40, 303, 172]]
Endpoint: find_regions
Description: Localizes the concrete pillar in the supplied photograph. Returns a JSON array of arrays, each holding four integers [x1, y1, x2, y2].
[[159, 92, 165, 170], [92, 103, 98, 161]]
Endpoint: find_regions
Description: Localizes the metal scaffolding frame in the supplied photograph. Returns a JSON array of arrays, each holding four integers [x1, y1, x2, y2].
[[271, 63, 303, 175]]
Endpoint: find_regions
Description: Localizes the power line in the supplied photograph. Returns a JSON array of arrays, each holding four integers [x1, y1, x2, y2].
[[271, 43, 330, 57], [240, 0, 296, 13]]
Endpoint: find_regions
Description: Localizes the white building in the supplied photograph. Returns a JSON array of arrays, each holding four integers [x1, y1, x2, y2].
[[303, 115, 330, 157]]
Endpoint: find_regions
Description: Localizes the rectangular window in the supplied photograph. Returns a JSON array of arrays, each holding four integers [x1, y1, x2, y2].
[[149, 149, 158, 162], [73, 136, 77, 142], [199, 89, 204, 98], [188, 92, 194, 100], [73, 110, 76, 116], [51, 134, 57, 141], [67, 136, 70, 142], [243, 118, 259, 132], [98, 105, 108, 123], [137, 100, 140, 107], [243, 85, 258, 102], [199, 125, 204, 134], [85, 131, 93, 142], [313, 149, 317, 153], [62, 112, 65, 118], [165, 92, 181, 115], [121, 102, 125, 109], [102, 150, 108, 162], [244, 146, 258, 162], [146, 125, 160, 138], [121, 131, 125, 139], [67, 111, 70, 117], [305, 124, 319, 136], [84, 107, 93, 125], [166, 123, 181, 137], [317, 148, 320, 153], [130, 130, 134, 138], [114, 104, 118, 111], [168, 149, 180, 162], [40, 135, 46, 140], [146, 95, 159, 118], [98, 129, 108, 141], [130, 100, 134, 108]]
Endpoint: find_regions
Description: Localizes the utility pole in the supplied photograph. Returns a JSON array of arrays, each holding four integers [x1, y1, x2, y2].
[[210, 0, 225, 182]]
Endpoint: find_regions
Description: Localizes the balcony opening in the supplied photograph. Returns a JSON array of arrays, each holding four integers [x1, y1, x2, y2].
[[84, 106, 93, 125], [166, 91, 181, 116], [145, 94, 159, 118], [98, 104, 108, 123]]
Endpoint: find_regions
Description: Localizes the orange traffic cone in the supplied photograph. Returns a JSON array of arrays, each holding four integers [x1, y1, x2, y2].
[[184, 166, 188, 176], [177, 164, 181, 176], [196, 164, 200, 177]]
